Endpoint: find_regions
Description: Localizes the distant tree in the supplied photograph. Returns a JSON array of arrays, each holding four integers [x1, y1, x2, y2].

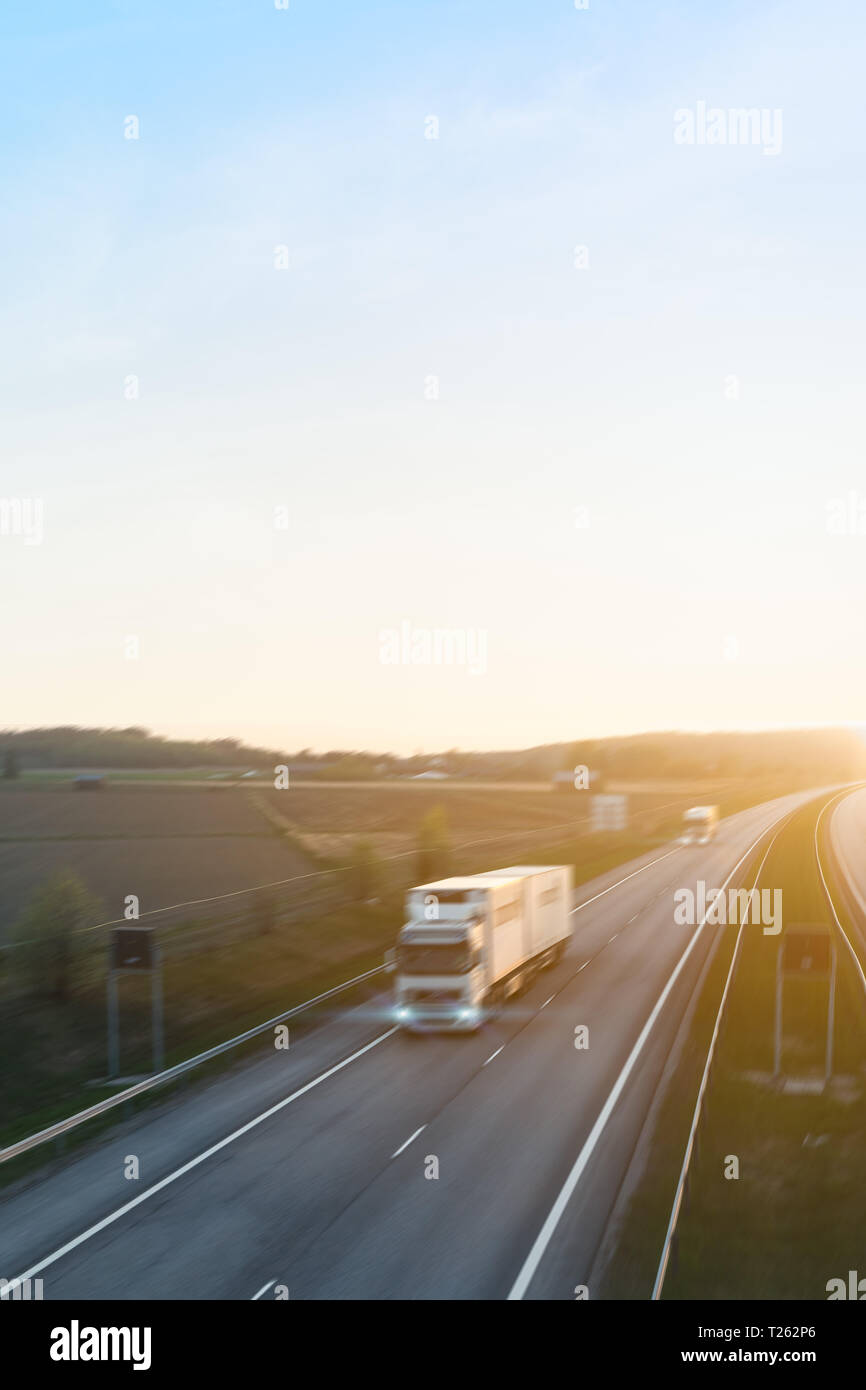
[[318, 755, 378, 781], [349, 839, 382, 902], [416, 806, 452, 883], [0, 725, 294, 771], [9, 872, 101, 1002], [2, 749, 19, 779]]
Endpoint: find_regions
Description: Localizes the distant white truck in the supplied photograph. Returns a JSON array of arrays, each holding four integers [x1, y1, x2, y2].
[[682, 805, 719, 846], [390, 865, 572, 1032]]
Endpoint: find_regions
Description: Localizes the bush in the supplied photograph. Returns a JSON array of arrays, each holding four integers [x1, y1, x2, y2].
[[416, 805, 452, 883], [8, 872, 102, 1002], [349, 839, 382, 902]]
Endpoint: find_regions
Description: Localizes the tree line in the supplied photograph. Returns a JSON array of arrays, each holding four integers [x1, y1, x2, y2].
[[2, 724, 865, 783]]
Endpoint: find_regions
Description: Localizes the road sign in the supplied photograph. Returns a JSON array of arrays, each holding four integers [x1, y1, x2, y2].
[[781, 929, 832, 976], [591, 794, 628, 832], [110, 926, 157, 972]]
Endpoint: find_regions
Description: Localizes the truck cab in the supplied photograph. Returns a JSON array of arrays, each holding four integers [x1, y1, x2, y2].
[[390, 869, 571, 1033], [394, 918, 486, 1031], [682, 805, 719, 846], [393, 879, 495, 1031]]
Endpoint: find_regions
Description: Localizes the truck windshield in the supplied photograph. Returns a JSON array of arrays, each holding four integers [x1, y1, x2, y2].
[[398, 943, 472, 975]]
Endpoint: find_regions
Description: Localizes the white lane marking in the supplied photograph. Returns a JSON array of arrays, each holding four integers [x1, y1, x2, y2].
[[252, 1279, 276, 1301], [628, 913, 639, 923], [569, 847, 680, 916], [391, 1125, 426, 1157], [483, 1047, 504, 1067], [577, 961, 589, 971], [3, 1028, 398, 1297], [540, 996, 555, 1010], [608, 934, 618, 943], [507, 815, 791, 1301]]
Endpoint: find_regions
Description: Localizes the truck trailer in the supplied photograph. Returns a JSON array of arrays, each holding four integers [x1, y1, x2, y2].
[[390, 864, 572, 1032]]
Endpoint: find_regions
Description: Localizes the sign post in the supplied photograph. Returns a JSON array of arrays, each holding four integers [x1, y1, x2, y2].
[[107, 971, 119, 1078], [773, 924, 836, 1086], [107, 927, 164, 1079]]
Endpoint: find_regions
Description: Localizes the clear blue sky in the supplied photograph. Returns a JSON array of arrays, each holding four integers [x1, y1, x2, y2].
[[3, 0, 865, 752]]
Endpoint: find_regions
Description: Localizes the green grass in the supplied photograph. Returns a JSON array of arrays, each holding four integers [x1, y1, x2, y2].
[[602, 794, 866, 1300]]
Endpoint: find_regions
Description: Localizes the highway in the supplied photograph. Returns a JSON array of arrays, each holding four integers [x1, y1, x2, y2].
[[0, 790, 834, 1301]]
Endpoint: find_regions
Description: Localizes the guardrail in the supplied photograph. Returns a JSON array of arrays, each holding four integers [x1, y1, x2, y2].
[[0, 963, 386, 1166]]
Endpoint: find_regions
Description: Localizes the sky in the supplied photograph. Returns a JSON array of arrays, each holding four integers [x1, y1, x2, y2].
[[2, 0, 866, 754]]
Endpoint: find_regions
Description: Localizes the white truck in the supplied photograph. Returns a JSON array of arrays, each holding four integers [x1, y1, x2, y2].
[[390, 864, 572, 1032], [682, 805, 719, 846]]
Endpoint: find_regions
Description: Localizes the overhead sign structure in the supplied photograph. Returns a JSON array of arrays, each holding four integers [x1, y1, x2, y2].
[[107, 927, 164, 1080], [591, 794, 628, 833], [774, 924, 837, 1085]]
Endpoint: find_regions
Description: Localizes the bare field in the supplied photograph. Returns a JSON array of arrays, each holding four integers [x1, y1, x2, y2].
[[0, 784, 314, 939], [0, 783, 273, 839], [0, 836, 317, 938], [0, 779, 710, 940], [254, 781, 698, 873]]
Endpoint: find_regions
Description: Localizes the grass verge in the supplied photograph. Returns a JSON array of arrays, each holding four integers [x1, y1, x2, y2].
[[601, 792, 866, 1300]]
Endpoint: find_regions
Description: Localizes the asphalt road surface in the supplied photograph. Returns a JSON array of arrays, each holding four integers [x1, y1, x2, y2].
[[1, 789, 833, 1300]]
